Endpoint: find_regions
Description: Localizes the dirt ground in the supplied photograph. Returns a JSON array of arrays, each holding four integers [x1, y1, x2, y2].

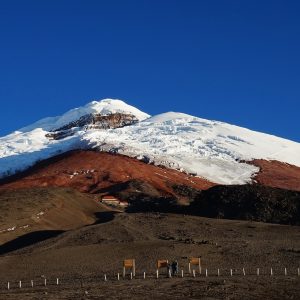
[[0, 188, 110, 245], [0, 212, 300, 299]]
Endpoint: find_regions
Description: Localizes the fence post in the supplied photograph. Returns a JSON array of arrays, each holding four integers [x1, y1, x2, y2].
[[104, 274, 107, 282], [205, 269, 208, 277], [242, 268, 246, 276], [298, 268, 300, 276], [117, 273, 120, 281], [156, 269, 159, 279], [230, 269, 233, 276], [181, 270, 184, 278], [270, 268, 273, 276], [44, 278, 47, 286], [192, 270, 195, 278], [143, 272, 146, 279], [257, 268, 260, 276], [130, 272, 133, 280], [123, 267, 126, 278], [188, 263, 191, 274], [217, 269, 220, 276], [284, 268, 287, 276], [7, 282, 9, 290], [31, 280, 34, 288], [19, 281, 21, 289]]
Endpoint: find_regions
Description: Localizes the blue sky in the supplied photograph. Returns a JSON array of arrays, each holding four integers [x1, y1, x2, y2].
[[0, 0, 299, 141]]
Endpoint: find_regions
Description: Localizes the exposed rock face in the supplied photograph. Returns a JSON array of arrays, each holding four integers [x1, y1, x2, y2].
[[46, 113, 139, 140]]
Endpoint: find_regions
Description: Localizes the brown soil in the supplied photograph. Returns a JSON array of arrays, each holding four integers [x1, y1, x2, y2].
[[2, 151, 300, 196], [0, 150, 214, 195], [0, 188, 112, 245], [250, 159, 300, 192], [0, 213, 300, 299]]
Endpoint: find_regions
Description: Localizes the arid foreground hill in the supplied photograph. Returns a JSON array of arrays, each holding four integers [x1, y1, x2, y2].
[[0, 211, 300, 299]]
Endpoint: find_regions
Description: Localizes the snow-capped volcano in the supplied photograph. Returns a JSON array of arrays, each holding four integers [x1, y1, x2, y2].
[[1, 98, 300, 185], [19, 99, 150, 132]]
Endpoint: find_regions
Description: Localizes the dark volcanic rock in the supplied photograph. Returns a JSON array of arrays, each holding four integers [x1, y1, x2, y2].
[[46, 113, 138, 140], [189, 184, 300, 225], [171, 184, 202, 199], [101, 179, 178, 213]]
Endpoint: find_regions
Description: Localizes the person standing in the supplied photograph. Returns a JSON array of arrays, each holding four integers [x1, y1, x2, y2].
[[171, 260, 179, 276]]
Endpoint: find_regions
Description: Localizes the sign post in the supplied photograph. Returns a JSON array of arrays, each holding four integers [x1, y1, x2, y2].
[[123, 259, 136, 278], [189, 257, 201, 274], [156, 259, 169, 277]]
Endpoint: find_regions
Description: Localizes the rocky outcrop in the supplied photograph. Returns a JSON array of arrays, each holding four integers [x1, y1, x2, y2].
[[189, 184, 300, 225], [46, 113, 139, 140]]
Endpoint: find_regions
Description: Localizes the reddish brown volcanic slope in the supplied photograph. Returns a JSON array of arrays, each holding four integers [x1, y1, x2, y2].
[[1, 151, 299, 195], [250, 159, 300, 191], [0, 150, 215, 195]]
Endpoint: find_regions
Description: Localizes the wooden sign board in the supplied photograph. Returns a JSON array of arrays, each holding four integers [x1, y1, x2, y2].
[[123, 259, 135, 268], [189, 257, 201, 265], [157, 259, 169, 269], [123, 259, 136, 277], [188, 257, 201, 274]]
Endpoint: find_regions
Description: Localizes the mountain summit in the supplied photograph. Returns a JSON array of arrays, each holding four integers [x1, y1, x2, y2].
[[19, 99, 150, 132], [1, 98, 300, 185]]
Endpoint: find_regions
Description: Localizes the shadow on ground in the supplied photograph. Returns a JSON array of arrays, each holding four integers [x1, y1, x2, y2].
[[93, 211, 120, 224], [0, 230, 64, 255], [0, 212, 120, 256]]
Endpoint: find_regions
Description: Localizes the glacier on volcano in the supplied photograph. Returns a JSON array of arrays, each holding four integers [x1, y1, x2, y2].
[[0, 98, 300, 184]]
